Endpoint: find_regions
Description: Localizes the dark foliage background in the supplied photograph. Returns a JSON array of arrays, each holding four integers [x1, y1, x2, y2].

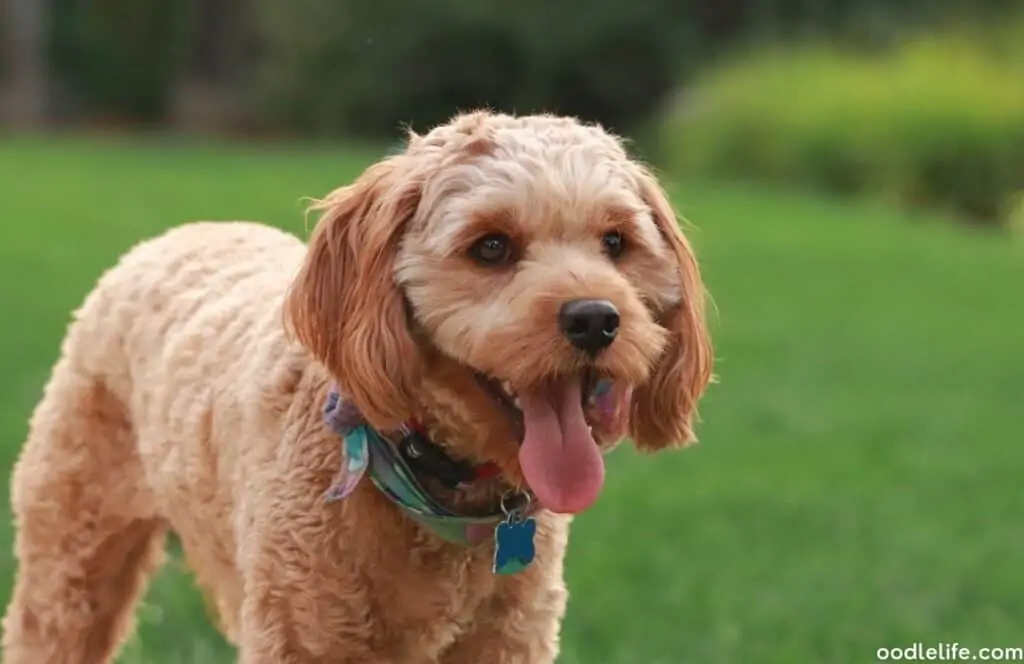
[[33, 0, 1018, 136]]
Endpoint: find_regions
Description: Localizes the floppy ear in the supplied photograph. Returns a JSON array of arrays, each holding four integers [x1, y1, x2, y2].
[[629, 166, 714, 451], [284, 155, 424, 432]]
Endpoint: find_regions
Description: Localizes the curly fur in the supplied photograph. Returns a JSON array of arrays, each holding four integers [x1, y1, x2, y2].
[[2, 111, 713, 664]]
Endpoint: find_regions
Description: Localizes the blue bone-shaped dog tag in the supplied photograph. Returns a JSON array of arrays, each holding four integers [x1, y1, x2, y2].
[[493, 511, 537, 575]]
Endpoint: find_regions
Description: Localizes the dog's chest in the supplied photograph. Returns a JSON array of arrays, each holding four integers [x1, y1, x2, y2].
[[370, 549, 500, 659]]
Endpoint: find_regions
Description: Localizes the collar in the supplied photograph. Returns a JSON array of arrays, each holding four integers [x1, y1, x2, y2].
[[322, 388, 528, 546]]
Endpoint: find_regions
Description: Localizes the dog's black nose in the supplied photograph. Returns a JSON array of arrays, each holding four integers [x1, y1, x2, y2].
[[559, 299, 620, 353]]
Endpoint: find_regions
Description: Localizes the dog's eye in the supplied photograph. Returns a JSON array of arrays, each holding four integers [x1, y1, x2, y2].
[[469, 233, 513, 266], [601, 231, 626, 259]]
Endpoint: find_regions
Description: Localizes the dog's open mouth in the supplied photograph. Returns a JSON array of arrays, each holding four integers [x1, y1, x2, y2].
[[474, 369, 625, 515], [476, 368, 608, 426]]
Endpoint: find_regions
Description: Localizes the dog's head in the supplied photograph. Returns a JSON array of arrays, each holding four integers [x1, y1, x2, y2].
[[285, 111, 713, 514]]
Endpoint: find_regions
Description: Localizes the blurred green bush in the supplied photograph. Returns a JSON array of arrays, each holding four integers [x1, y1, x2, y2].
[[658, 23, 1024, 226]]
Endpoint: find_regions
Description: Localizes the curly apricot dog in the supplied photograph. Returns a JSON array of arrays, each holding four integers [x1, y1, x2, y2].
[[2, 111, 713, 663]]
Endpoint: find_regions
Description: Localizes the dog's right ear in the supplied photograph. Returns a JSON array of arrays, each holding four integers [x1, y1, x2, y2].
[[284, 155, 424, 431]]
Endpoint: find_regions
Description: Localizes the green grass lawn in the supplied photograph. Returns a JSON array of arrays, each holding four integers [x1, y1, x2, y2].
[[1, 135, 1022, 663]]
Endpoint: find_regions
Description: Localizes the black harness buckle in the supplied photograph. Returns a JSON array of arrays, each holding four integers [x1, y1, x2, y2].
[[398, 430, 478, 490]]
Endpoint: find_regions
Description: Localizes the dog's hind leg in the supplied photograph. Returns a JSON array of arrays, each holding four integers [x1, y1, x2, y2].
[[2, 358, 167, 664]]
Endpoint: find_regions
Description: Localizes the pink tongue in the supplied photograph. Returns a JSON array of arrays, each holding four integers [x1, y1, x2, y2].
[[518, 377, 605, 514]]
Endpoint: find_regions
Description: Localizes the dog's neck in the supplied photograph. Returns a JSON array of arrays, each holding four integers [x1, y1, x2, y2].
[[322, 387, 528, 546]]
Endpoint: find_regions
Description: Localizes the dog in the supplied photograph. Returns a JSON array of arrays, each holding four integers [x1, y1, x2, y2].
[[2, 111, 713, 663]]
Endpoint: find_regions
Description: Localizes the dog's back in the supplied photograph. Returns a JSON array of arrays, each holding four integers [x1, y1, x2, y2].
[[3, 221, 311, 660]]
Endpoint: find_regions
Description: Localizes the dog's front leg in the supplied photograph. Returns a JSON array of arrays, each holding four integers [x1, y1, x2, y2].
[[235, 527, 439, 664], [234, 454, 382, 664], [236, 579, 377, 664], [440, 566, 568, 664]]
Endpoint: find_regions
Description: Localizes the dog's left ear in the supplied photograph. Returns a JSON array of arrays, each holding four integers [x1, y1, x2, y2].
[[284, 154, 424, 432], [629, 165, 714, 451]]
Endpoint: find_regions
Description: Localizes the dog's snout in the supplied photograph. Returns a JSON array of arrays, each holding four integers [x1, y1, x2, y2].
[[559, 299, 620, 353]]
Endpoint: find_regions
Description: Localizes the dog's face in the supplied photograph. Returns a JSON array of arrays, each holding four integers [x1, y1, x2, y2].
[[286, 112, 713, 514]]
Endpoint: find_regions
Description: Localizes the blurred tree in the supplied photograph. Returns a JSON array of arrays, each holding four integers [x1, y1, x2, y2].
[[0, 0, 49, 128], [49, 0, 192, 123], [169, 0, 253, 133]]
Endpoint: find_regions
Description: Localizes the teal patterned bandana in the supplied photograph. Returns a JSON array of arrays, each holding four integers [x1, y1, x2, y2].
[[322, 389, 518, 546], [321, 378, 619, 573]]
